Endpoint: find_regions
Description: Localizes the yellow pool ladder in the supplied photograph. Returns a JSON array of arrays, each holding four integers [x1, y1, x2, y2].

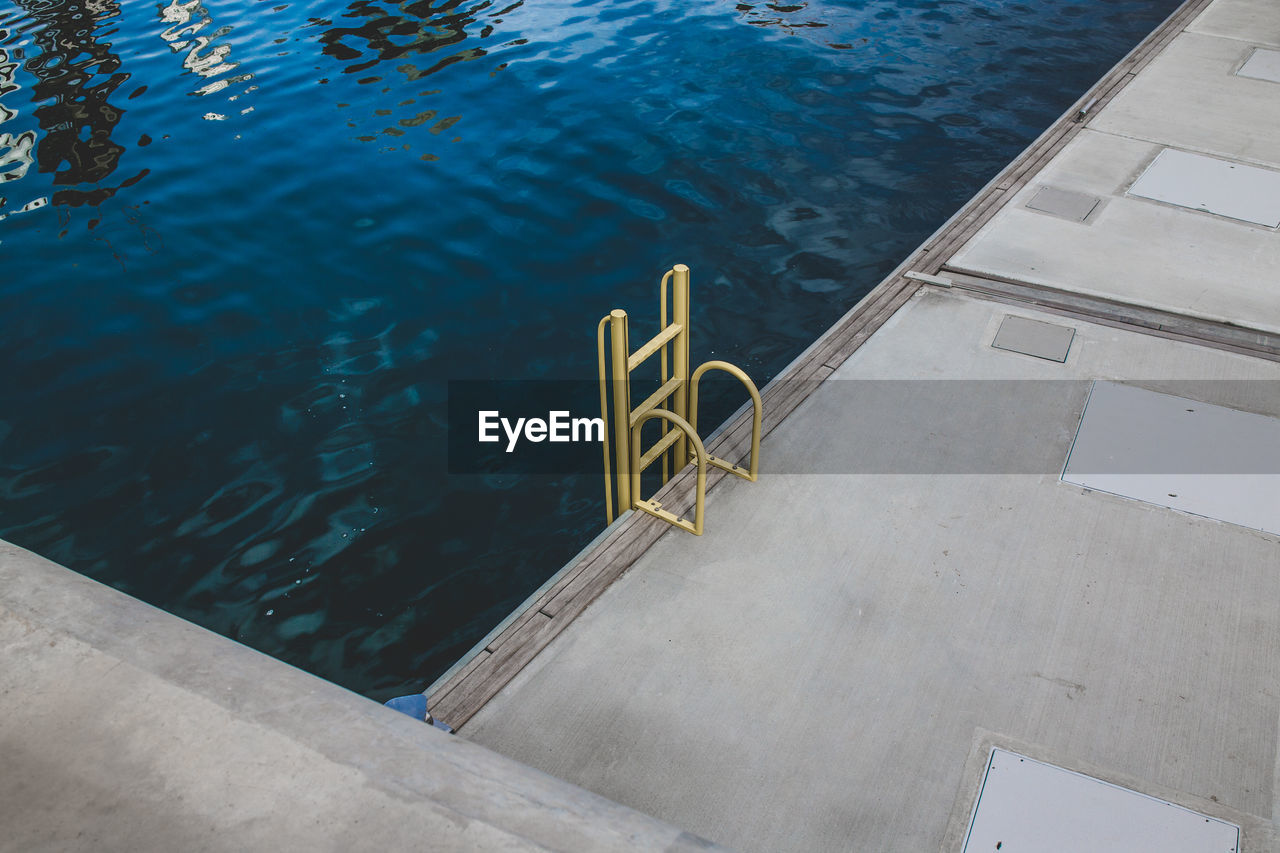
[[596, 264, 762, 535]]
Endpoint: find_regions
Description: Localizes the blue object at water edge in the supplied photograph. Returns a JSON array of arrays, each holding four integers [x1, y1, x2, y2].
[[384, 693, 453, 733]]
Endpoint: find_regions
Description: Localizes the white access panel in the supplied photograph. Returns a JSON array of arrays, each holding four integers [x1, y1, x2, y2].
[[1063, 382, 1280, 535], [963, 749, 1239, 853], [1237, 48, 1280, 84], [1127, 148, 1280, 228]]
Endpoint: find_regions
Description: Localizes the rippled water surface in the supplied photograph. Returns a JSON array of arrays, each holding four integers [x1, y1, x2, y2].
[[0, 0, 1181, 697]]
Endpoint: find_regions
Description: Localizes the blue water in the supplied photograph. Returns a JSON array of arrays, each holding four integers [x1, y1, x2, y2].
[[0, 0, 1181, 698]]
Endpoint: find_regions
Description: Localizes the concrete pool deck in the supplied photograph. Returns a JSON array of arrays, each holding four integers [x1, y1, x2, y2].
[[461, 288, 1280, 851], [0, 540, 726, 851], [948, 17, 1280, 334], [435, 0, 1280, 849], [5, 0, 1280, 849]]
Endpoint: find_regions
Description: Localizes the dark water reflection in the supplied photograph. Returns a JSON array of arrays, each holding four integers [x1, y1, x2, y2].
[[0, 0, 1181, 697], [2, 0, 135, 209]]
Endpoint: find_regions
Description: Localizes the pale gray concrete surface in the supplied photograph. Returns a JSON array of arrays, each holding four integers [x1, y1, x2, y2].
[[950, 127, 1280, 332], [1090, 31, 1280, 167], [0, 540, 725, 853], [950, 0, 1280, 334], [464, 288, 1280, 852], [1188, 0, 1280, 49]]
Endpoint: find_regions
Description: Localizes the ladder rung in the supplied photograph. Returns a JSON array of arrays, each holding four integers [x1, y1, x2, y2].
[[630, 376, 684, 427], [627, 323, 682, 372], [636, 427, 683, 473]]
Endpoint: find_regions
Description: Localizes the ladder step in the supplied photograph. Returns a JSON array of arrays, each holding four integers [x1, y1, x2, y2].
[[629, 376, 684, 427], [637, 427, 684, 472], [627, 323, 683, 372]]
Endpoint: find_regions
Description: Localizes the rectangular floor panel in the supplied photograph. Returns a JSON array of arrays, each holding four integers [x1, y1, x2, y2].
[[1062, 381, 1280, 535], [992, 315, 1076, 362], [963, 749, 1239, 853], [1237, 47, 1280, 83], [1127, 148, 1280, 227]]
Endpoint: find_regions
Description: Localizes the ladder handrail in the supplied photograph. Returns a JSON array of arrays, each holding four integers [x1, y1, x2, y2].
[[630, 409, 708, 536], [689, 360, 762, 482], [596, 315, 615, 524]]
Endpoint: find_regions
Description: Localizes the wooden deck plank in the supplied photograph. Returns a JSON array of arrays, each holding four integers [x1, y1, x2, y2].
[[475, 512, 645, 654], [427, 649, 491, 720], [822, 282, 925, 370], [541, 514, 672, 620], [431, 614, 564, 729]]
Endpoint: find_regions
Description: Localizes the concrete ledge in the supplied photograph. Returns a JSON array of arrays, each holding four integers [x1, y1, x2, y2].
[[0, 539, 724, 852]]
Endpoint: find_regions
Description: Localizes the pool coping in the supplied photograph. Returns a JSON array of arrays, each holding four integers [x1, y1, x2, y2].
[[0, 538, 732, 851], [426, 0, 1228, 731]]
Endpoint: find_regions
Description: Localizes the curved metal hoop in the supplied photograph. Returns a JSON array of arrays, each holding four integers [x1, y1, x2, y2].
[[630, 409, 708, 535], [688, 360, 762, 482]]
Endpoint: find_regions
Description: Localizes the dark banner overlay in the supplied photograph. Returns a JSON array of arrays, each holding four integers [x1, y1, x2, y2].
[[448, 380, 603, 476], [447, 380, 1280, 475]]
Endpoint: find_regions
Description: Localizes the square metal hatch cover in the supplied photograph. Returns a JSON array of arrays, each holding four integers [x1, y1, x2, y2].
[[963, 749, 1239, 852], [1025, 186, 1100, 222], [992, 315, 1075, 362], [1127, 148, 1280, 228], [1237, 47, 1280, 83]]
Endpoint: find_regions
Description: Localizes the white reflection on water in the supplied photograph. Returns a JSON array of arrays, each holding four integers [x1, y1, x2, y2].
[[0, 129, 33, 181], [159, 0, 253, 98], [0, 44, 28, 214], [0, 44, 18, 107]]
